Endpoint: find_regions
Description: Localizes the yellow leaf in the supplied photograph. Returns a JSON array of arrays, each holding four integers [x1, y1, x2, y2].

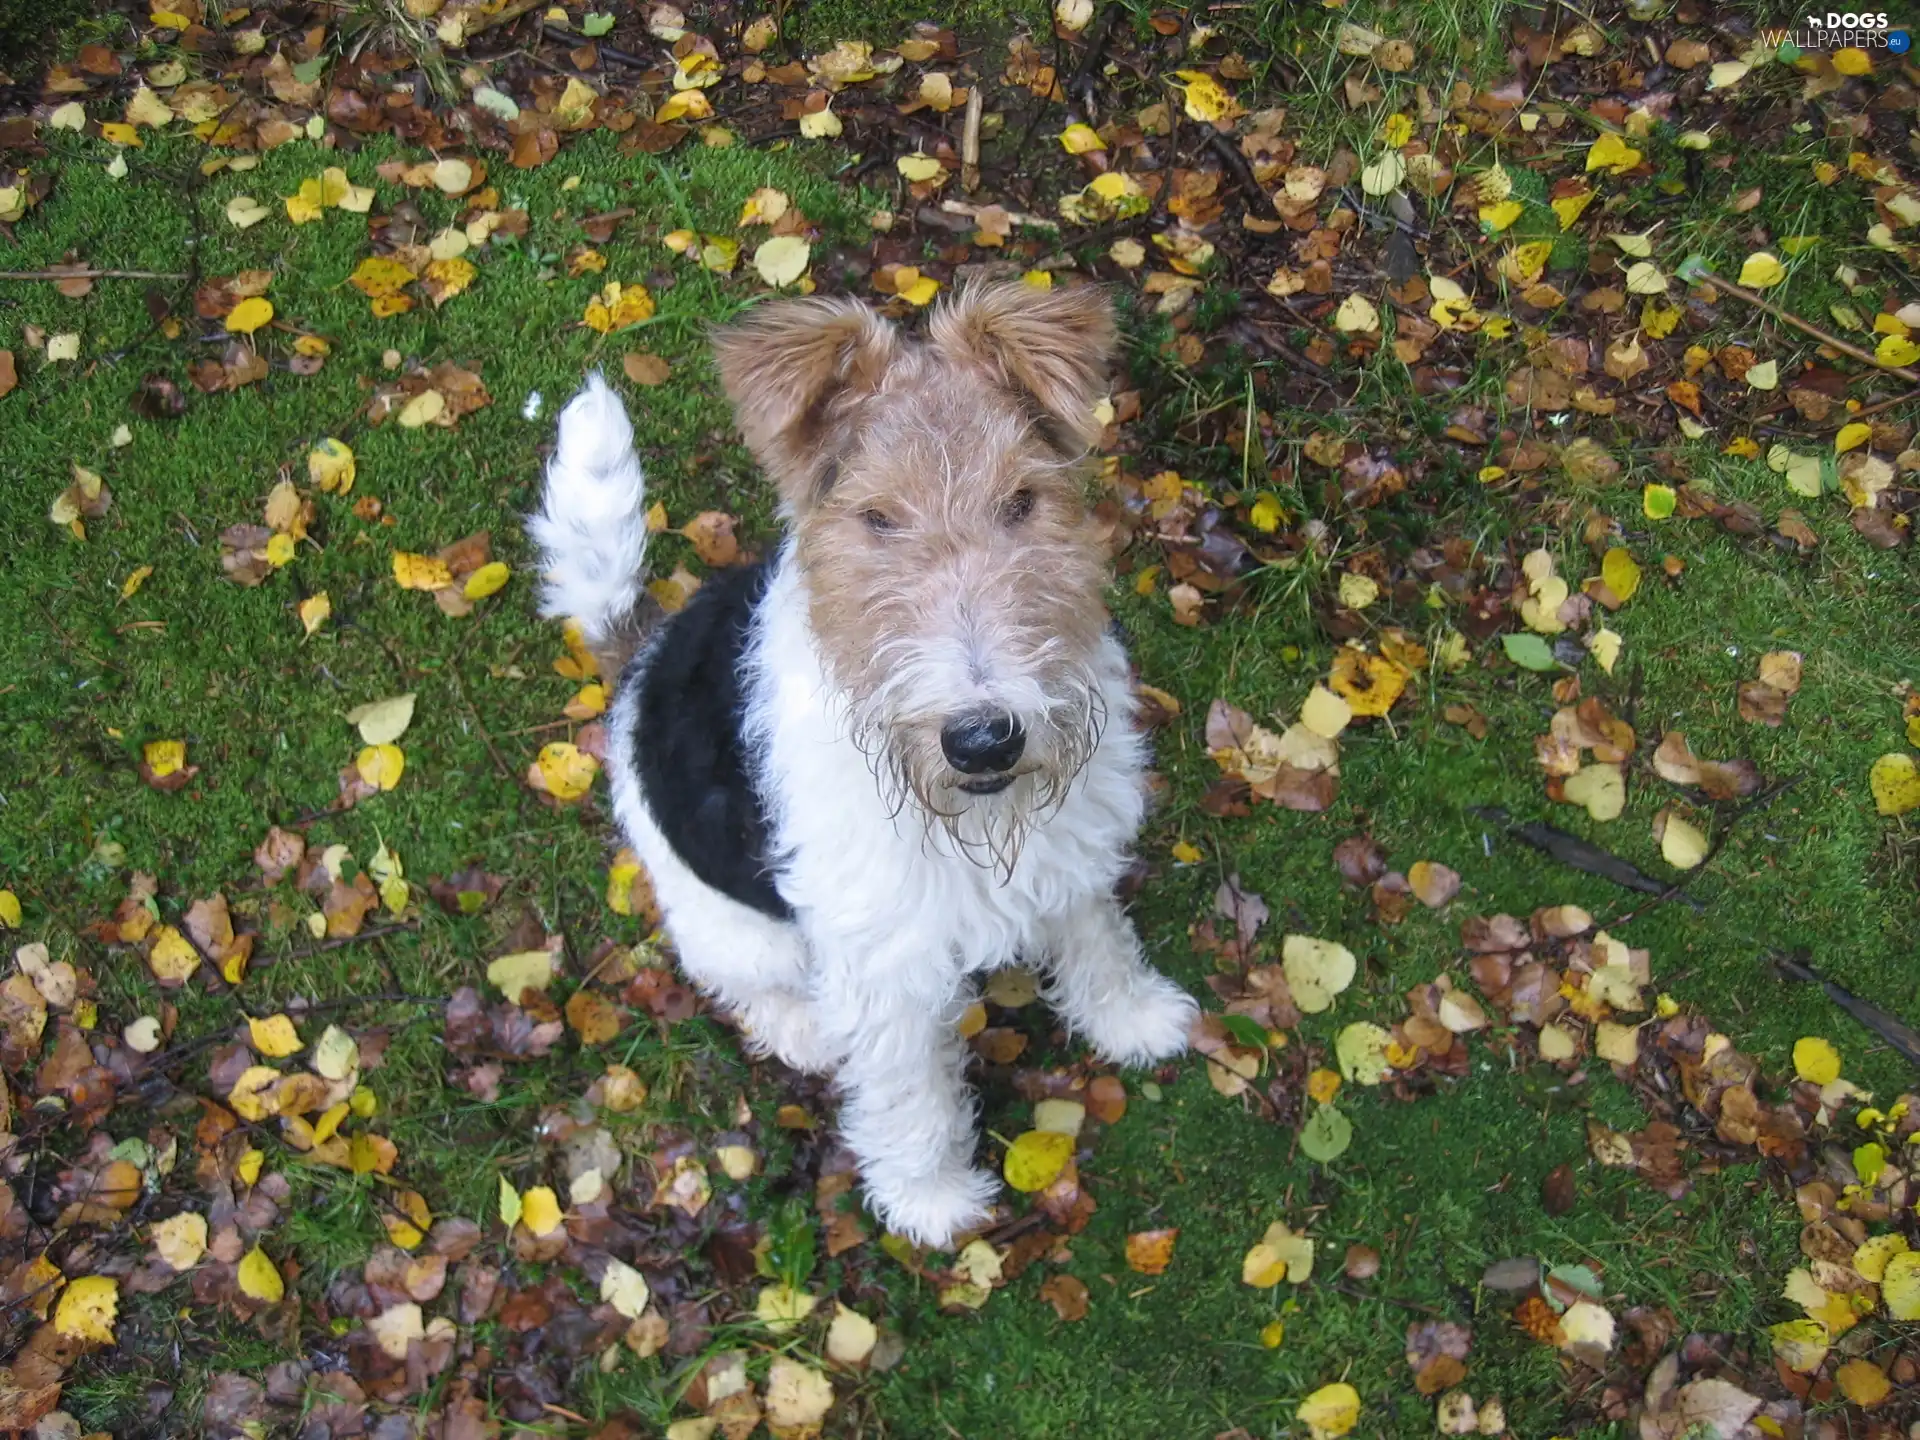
[[1656, 810, 1708, 869], [349, 256, 417, 299], [1173, 70, 1236, 124], [1642, 483, 1677, 519], [1600, 547, 1640, 603], [655, 89, 713, 124], [121, 564, 154, 599], [1380, 112, 1413, 148], [1585, 132, 1641, 176], [237, 1247, 284, 1303], [150, 1212, 208, 1271], [1564, 763, 1625, 821], [265, 532, 296, 568], [53, 1274, 119, 1343], [299, 592, 331, 636], [422, 256, 476, 303], [1281, 935, 1356, 1014], [1333, 294, 1380, 333], [392, 552, 452, 590], [356, 743, 405, 791], [1299, 685, 1352, 740], [100, 122, 143, 147], [248, 1013, 303, 1058], [1834, 421, 1872, 453], [1835, 1358, 1890, 1408], [148, 925, 201, 984], [520, 1185, 564, 1237], [1869, 752, 1920, 816], [797, 106, 842, 139], [1170, 840, 1203, 864], [144, 738, 186, 777], [1792, 1036, 1841, 1085], [896, 153, 946, 183], [487, 949, 555, 1003], [463, 560, 510, 599], [1876, 333, 1920, 368], [1854, 1233, 1909, 1282], [1831, 46, 1871, 76], [498, 1176, 522, 1227], [227, 1066, 282, 1122], [1738, 251, 1786, 289], [1327, 647, 1405, 717], [1336, 572, 1379, 609], [1550, 187, 1595, 229], [1003, 1130, 1074, 1192], [755, 1281, 818, 1334], [396, 390, 445, 428], [1059, 122, 1105, 154], [1335, 1021, 1393, 1085], [0, 890, 19, 928], [1297, 1382, 1361, 1440], [601, 1258, 651, 1319], [1884, 1251, 1920, 1321], [222, 295, 273, 335], [1478, 199, 1523, 232], [1769, 1317, 1829, 1373], [899, 273, 941, 306], [753, 234, 811, 287], [534, 741, 598, 800]]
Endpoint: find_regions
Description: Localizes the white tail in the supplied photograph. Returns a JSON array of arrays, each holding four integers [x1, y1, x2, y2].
[[527, 372, 651, 658]]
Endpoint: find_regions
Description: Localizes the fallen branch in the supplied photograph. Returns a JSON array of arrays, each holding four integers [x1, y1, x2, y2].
[[1695, 272, 1920, 385], [1469, 805, 1703, 911], [1773, 950, 1920, 1072], [1603, 774, 1803, 928], [0, 268, 192, 281], [960, 85, 983, 193]]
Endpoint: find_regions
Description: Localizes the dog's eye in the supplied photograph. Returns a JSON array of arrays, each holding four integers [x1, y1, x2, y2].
[[861, 508, 900, 535], [1001, 487, 1036, 525]]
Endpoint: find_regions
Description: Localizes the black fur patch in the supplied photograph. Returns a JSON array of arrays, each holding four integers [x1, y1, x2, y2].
[[630, 561, 793, 921]]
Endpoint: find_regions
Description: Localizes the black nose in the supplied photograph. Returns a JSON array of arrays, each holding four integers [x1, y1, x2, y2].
[[940, 712, 1026, 774]]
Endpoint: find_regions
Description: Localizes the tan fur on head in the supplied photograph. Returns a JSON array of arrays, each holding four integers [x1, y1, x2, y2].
[[710, 279, 1122, 870]]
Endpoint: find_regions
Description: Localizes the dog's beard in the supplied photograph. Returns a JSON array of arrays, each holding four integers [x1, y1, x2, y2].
[[847, 683, 1106, 879]]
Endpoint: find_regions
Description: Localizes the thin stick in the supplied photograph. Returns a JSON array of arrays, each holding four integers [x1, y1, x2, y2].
[[960, 85, 983, 193], [1699, 273, 1920, 384], [1850, 384, 1920, 420], [1204, 129, 1278, 220], [0, 268, 192, 281]]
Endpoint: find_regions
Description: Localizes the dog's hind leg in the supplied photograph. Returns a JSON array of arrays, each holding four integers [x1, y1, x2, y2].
[[665, 893, 839, 1074], [1038, 893, 1198, 1068]]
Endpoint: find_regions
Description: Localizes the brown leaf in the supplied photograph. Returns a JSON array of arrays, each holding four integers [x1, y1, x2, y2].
[[1344, 1244, 1381, 1280], [1085, 1075, 1127, 1124], [511, 126, 559, 169], [1333, 833, 1387, 886], [564, 989, 624, 1045], [0, 350, 15, 400], [1405, 1319, 1472, 1395], [1038, 1273, 1089, 1321], [1540, 1162, 1575, 1215], [252, 826, 305, 884], [1123, 1228, 1177, 1275], [622, 352, 671, 386], [681, 511, 741, 567]]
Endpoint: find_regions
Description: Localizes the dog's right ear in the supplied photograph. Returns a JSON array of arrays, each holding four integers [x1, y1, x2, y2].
[[711, 298, 898, 508]]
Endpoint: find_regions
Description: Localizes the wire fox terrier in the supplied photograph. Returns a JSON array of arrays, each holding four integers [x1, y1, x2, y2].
[[530, 280, 1197, 1247]]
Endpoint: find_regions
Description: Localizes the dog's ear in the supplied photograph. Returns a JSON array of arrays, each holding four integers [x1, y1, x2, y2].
[[711, 298, 898, 507], [930, 280, 1116, 453]]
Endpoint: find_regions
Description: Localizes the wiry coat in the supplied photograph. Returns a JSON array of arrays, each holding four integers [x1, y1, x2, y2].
[[530, 282, 1196, 1246]]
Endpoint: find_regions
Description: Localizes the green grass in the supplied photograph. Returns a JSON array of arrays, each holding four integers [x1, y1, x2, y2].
[[3, 18, 1917, 1440]]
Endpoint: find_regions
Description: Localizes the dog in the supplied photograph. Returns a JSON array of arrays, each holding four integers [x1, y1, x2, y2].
[[529, 279, 1197, 1247]]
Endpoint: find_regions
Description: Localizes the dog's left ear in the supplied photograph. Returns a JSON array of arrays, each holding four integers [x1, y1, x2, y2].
[[930, 280, 1116, 453]]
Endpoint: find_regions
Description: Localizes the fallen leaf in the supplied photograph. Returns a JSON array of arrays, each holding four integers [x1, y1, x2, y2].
[[1281, 935, 1357, 1013], [1124, 1228, 1178, 1275], [236, 1248, 283, 1303], [53, 1274, 118, 1343], [1298, 1382, 1361, 1440], [1004, 1130, 1074, 1192]]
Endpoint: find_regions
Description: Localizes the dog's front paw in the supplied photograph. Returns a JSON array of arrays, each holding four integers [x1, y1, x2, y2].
[[866, 1161, 998, 1250], [1081, 971, 1199, 1068]]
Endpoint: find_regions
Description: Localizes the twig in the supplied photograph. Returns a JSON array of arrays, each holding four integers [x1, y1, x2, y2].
[[938, 198, 1060, 232], [1332, 1280, 1449, 1317], [275, 922, 419, 963], [446, 655, 517, 783], [1064, 4, 1123, 115], [0, 268, 192, 281], [1697, 273, 1920, 384], [1850, 385, 1920, 421], [1203, 129, 1278, 220]]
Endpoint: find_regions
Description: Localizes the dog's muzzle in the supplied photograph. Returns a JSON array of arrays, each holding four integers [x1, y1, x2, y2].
[[941, 711, 1024, 793]]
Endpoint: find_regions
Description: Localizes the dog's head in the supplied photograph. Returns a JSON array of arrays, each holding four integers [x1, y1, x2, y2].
[[712, 280, 1118, 867]]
